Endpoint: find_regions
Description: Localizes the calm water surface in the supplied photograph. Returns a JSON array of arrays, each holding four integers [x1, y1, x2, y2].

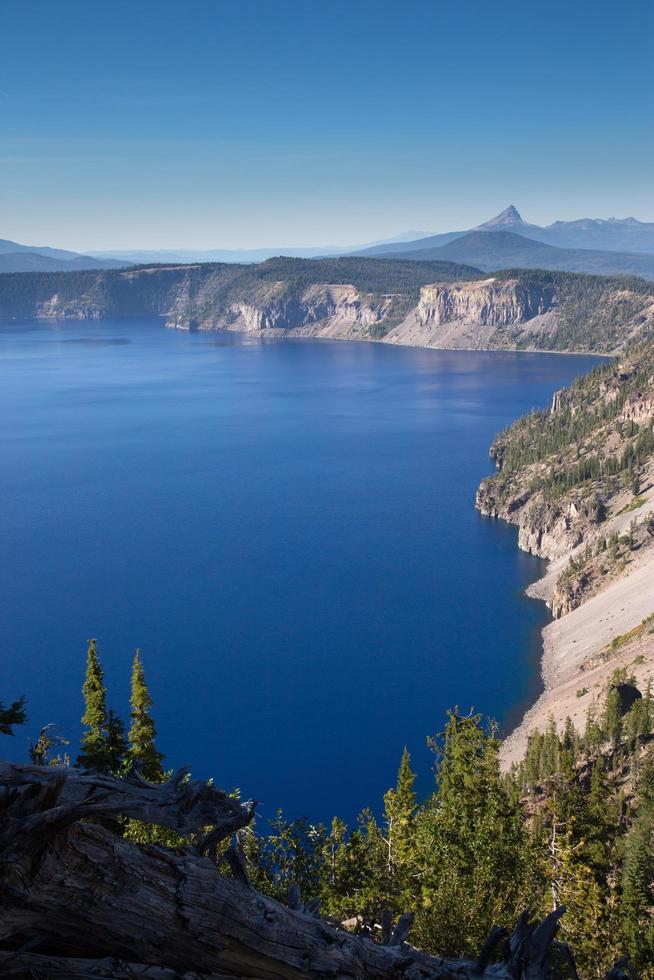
[[0, 319, 601, 819]]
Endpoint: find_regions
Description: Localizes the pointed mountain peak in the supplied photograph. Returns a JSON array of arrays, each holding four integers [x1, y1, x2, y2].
[[477, 205, 525, 229]]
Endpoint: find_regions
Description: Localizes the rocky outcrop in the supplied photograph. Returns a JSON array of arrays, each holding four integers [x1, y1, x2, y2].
[[36, 294, 104, 319], [550, 389, 569, 414], [622, 387, 654, 425], [416, 278, 554, 328], [223, 285, 392, 335], [475, 485, 604, 561]]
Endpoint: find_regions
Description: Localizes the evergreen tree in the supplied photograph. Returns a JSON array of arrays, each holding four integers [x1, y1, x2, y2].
[[621, 825, 652, 960], [0, 696, 26, 735], [522, 729, 544, 788], [380, 747, 417, 912], [541, 716, 560, 777], [603, 669, 632, 749], [583, 702, 603, 756], [621, 750, 654, 967], [412, 712, 533, 957], [547, 825, 619, 976], [128, 650, 164, 781], [77, 639, 111, 771], [581, 757, 614, 875], [319, 818, 373, 919], [106, 708, 129, 772]]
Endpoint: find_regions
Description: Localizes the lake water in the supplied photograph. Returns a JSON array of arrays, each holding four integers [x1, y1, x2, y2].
[[0, 319, 600, 820]]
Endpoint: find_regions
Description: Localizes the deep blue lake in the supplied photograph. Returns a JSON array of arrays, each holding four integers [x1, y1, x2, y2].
[[0, 319, 600, 820]]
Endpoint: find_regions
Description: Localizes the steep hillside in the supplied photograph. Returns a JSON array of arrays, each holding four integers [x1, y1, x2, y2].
[[1, 260, 653, 354], [376, 230, 654, 280], [476, 341, 654, 762]]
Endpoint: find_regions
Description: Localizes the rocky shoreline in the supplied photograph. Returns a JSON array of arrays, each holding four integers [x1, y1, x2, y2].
[[2, 260, 654, 355], [476, 350, 654, 765]]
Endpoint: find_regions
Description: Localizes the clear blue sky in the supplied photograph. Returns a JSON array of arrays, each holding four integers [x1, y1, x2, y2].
[[1, 0, 652, 250]]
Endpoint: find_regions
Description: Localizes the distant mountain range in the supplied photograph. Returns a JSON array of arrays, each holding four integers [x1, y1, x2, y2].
[[350, 206, 654, 279], [86, 206, 654, 279], [0, 238, 126, 273], [4, 206, 654, 278], [372, 228, 654, 279], [354, 205, 654, 256]]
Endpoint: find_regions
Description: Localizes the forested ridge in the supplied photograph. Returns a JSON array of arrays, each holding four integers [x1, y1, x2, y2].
[[0, 256, 482, 319], [483, 338, 654, 503], [2, 639, 654, 977], [493, 270, 654, 352], [0, 258, 653, 354]]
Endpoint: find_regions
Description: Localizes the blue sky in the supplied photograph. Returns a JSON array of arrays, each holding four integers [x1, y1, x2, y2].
[[1, 0, 652, 250]]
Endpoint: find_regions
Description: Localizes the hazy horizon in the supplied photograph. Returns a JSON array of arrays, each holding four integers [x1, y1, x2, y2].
[[1, 0, 653, 251]]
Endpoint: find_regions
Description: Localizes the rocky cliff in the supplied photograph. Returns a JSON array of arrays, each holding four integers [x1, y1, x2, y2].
[[167, 282, 396, 336], [1, 259, 653, 354], [416, 277, 554, 326], [476, 342, 654, 763]]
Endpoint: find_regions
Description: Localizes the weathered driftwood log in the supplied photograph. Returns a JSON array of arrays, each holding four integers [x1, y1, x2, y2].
[[0, 763, 617, 979], [0, 762, 255, 853]]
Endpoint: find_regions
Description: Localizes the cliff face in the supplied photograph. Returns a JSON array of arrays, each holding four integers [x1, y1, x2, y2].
[[416, 278, 554, 327], [164, 272, 654, 353], [177, 278, 553, 346], [2, 260, 654, 354], [167, 283, 394, 335], [476, 342, 654, 764]]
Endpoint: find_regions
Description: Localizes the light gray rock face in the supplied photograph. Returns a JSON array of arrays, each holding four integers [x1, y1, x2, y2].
[[416, 278, 554, 328], [225, 285, 389, 334]]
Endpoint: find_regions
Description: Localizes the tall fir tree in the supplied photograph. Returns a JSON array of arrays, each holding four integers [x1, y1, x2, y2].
[[621, 750, 654, 967], [412, 711, 533, 957], [380, 747, 418, 913], [128, 650, 164, 782], [0, 696, 26, 735], [621, 824, 653, 965], [77, 639, 111, 771], [105, 708, 129, 772]]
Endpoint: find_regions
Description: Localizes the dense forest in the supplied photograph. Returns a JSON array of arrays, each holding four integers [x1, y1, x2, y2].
[[485, 337, 654, 504], [4, 638, 654, 977]]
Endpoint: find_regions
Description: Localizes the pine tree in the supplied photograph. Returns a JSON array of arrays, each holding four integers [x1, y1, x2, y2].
[[0, 696, 26, 735], [412, 712, 533, 957], [106, 709, 128, 772], [541, 716, 560, 777], [603, 670, 629, 749], [621, 824, 653, 965], [380, 747, 417, 912], [383, 747, 417, 862], [548, 825, 619, 975], [77, 639, 111, 771], [621, 749, 654, 967], [128, 650, 164, 782], [583, 701, 603, 756]]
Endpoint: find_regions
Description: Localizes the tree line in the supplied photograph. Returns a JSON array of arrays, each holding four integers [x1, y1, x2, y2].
[[4, 644, 654, 975]]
